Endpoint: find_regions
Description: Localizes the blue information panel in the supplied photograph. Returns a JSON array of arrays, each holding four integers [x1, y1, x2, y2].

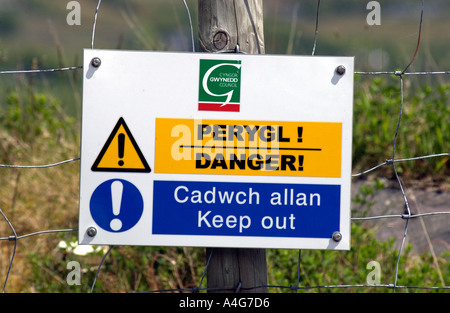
[[152, 180, 340, 238]]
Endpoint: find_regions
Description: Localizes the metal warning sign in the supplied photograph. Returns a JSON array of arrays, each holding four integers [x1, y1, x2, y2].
[[79, 49, 354, 250], [91, 118, 151, 173]]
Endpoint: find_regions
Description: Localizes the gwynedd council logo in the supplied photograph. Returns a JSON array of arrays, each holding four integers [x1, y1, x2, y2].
[[198, 59, 242, 112]]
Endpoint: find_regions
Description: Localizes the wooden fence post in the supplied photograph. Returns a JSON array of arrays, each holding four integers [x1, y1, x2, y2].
[[198, 0, 268, 293]]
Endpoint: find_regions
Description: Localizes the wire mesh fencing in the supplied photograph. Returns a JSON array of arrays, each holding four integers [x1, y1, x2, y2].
[[0, 0, 449, 293]]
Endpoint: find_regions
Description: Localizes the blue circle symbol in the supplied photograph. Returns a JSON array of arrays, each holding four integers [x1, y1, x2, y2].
[[89, 179, 144, 232]]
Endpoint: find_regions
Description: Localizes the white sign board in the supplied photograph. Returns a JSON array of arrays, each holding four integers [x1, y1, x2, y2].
[[79, 49, 354, 250]]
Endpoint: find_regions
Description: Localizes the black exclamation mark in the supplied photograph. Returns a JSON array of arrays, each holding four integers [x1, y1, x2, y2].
[[297, 127, 303, 142], [118, 133, 125, 166], [298, 155, 304, 171]]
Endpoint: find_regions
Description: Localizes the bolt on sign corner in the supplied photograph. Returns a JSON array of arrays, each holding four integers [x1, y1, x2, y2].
[[198, 59, 242, 112]]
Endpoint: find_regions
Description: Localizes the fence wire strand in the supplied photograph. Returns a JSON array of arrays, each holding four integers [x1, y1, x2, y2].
[[0, 0, 449, 294], [0, 66, 82, 75], [0, 158, 80, 169], [182, 0, 195, 52], [0, 208, 17, 293], [311, 0, 321, 56]]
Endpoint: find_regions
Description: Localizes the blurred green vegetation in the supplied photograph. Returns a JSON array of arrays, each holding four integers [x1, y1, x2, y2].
[[23, 224, 450, 293], [0, 67, 448, 293], [353, 76, 449, 180], [0, 0, 448, 293], [1, 0, 450, 116]]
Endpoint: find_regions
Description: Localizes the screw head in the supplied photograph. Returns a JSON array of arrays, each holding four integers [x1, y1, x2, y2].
[[336, 65, 346, 75], [213, 31, 229, 50], [332, 231, 342, 242], [91, 57, 101, 68], [87, 227, 97, 237]]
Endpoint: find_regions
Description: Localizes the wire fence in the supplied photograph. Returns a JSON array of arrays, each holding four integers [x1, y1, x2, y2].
[[0, 0, 449, 294]]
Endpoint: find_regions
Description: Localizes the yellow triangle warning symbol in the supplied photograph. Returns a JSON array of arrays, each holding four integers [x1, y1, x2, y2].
[[91, 118, 151, 172]]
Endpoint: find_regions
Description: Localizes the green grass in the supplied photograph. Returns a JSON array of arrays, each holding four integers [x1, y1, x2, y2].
[[21, 224, 450, 293], [267, 224, 449, 293], [0, 75, 448, 292], [353, 76, 449, 180]]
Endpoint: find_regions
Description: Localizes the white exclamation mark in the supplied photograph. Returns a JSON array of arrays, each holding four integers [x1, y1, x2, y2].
[[110, 180, 123, 231]]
